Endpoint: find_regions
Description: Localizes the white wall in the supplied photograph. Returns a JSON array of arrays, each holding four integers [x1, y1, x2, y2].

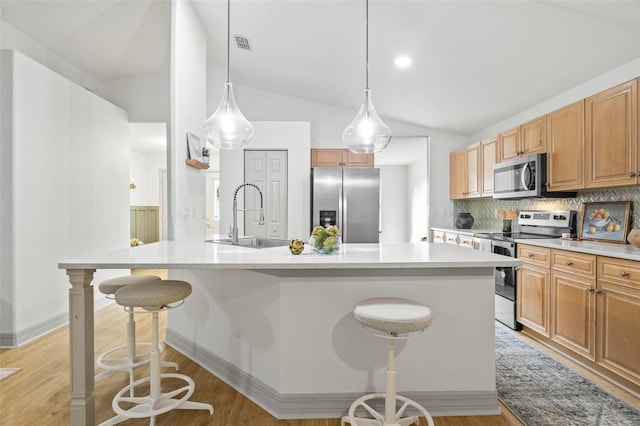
[[109, 71, 170, 124], [1, 50, 129, 346], [0, 20, 109, 99], [219, 121, 311, 239], [470, 58, 640, 141], [408, 157, 429, 242], [0, 51, 14, 336], [168, 0, 207, 241], [379, 166, 408, 243], [130, 151, 166, 206]]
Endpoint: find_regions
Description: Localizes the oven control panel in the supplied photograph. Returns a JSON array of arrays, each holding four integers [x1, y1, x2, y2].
[[518, 210, 576, 228]]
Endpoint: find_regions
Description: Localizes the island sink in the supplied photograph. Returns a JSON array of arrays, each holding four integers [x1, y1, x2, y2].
[[207, 237, 290, 249]]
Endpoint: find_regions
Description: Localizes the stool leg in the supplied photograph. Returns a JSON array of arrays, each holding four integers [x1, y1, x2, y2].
[[150, 311, 161, 401], [126, 311, 136, 397], [385, 339, 397, 424]]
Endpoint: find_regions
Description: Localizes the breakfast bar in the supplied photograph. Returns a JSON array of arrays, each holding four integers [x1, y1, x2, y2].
[[59, 241, 521, 425]]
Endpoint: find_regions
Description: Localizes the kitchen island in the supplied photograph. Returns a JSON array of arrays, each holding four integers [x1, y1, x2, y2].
[[59, 241, 520, 425]]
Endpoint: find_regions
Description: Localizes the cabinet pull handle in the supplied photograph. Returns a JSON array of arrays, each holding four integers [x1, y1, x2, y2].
[[566, 261, 573, 266], [630, 173, 636, 178], [619, 271, 629, 277], [593, 289, 602, 294], [528, 254, 534, 258]]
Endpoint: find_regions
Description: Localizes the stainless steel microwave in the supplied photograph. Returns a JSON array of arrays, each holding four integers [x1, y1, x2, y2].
[[493, 153, 576, 199]]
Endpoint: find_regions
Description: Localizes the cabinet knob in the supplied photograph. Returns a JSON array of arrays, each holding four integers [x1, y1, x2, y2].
[[619, 271, 629, 277], [630, 173, 636, 178], [566, 261, 573, 266], [594, 289, 602, 294]]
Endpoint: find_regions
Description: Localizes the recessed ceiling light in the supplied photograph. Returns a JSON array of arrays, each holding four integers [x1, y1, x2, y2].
[[394, 56, 412, 68]]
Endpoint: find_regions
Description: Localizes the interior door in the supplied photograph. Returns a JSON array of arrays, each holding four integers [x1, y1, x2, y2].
[[244, 150, 288, 238]]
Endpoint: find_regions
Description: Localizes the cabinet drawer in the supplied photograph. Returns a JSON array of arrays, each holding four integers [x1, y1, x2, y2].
[[432, 230, 446, 244], [598, 256, 640, 289], [551, 249, 596, 278], [518, 244, 551, 267], [445, 234, 459, 245], [459, 235, 475, 249]]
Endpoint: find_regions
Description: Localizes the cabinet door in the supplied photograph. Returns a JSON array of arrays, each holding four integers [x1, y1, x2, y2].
[[499, 127, 520, 161], [517, 264, 550, 336], [480, 136, 498, 197], [596, 281, 640, 385], [550, 271, 595, 360], [431, 230, 446, 244], [449, 148, 466, 199], [585, 79, 638, 188], [465, 142, 481, 198], [546, 100, 585, 191], [311, 149, 343, 167], [343, 150, 374, 167], [521, 116, 546, 156]]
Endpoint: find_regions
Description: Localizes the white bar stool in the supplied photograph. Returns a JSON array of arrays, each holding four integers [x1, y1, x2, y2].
[[342, 297, 435, 426], [95, 275, 178, 394], [99, 280, 213, 426]]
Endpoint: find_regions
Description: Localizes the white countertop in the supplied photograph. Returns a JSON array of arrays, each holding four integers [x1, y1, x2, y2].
[[515, 238, 640, 262], [58, 240, 521, 270]]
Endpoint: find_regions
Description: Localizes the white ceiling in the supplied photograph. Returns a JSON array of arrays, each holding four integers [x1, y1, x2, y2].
[[2, 0, 639, 137]]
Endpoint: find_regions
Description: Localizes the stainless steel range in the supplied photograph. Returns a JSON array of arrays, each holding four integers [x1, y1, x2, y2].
[[475, 210, 577, 330]]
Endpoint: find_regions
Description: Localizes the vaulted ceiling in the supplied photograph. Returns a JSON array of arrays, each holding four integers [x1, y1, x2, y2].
[[2, 0, 639, 137]]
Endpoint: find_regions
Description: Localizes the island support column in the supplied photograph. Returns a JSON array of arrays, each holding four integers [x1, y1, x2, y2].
[[67, 269, 96, 426]]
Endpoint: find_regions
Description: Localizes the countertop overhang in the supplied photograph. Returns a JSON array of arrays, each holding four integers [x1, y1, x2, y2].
[[58, 240, 522, 270]]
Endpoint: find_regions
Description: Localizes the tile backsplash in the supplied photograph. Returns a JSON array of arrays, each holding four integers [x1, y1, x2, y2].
[[454, 186, 640, 232]]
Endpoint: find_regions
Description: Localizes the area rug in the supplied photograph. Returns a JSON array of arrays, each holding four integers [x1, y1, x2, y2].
[[0, 367, 22, 381], [495, 325, 640, 426]]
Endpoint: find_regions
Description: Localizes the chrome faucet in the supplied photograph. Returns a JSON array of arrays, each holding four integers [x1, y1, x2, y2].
[[232, 183, 265, 244]]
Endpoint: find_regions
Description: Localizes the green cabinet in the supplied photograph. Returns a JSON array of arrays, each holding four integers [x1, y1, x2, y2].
[[130, 206, 159, 244]]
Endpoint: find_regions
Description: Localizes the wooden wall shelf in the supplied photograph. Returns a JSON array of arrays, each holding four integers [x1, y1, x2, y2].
[[185, 159, 209, 169]]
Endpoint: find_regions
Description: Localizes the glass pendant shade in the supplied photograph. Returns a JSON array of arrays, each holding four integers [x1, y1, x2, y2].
[[204, 82, 254, 150], [343, 88, 392, 153]]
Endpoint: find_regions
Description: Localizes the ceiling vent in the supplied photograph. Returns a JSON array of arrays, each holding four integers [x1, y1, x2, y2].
[[234, 35, 252, 51]]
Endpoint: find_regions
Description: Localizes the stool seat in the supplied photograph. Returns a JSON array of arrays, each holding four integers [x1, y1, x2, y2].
[[115, 280, 192, 310], [99, 275, 161, 295], [354, 297, 432, 334]]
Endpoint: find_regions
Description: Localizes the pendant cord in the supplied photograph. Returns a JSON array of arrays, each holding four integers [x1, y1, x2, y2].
[[227, 0, 231, 83], [365, 0, 369, 90]]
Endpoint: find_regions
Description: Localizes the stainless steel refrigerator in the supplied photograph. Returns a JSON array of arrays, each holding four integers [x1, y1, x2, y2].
[[311, 168, 380, 243]]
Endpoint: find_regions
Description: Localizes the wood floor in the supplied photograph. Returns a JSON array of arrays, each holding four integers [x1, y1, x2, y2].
[[0, 270, 636, 425]]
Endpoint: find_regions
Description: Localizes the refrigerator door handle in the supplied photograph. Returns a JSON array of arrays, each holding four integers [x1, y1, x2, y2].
[[343, 188, 348, 241], [338, 187, 344, 240]]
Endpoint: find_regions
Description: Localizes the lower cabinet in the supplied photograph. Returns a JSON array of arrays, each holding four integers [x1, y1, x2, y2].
[[518, 245, 640, 392], [596, 256, 640, 387], [550, 271, 596, 360], [517, 263, 550, 336], [430, 228, 475, 249]]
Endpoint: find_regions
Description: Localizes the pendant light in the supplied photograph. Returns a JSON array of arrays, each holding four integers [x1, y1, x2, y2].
[[342, 0, 392, 154], [203, 0, 254, 150]]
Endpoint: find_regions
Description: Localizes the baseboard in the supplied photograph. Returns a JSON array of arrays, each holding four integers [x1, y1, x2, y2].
[[0, 297, 112, 348], [166, 328, 500, 419]]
